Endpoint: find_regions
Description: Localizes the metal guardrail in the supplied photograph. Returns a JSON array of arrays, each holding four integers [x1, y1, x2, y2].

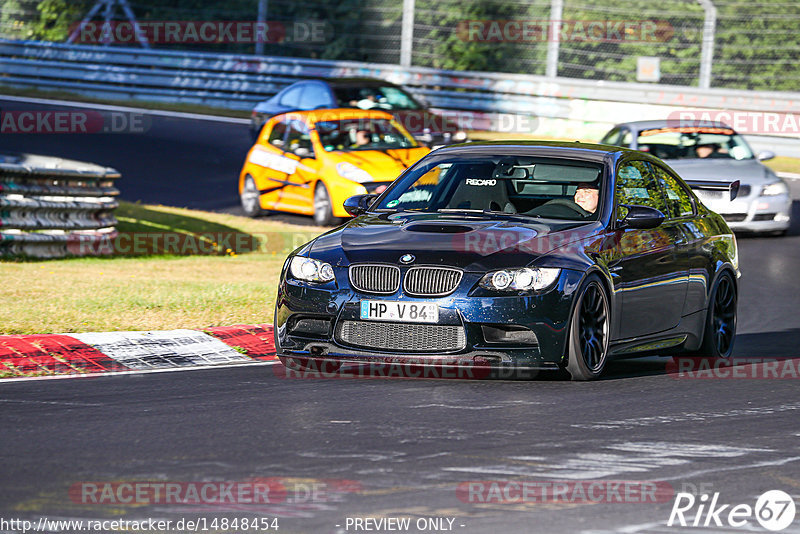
[[2, 39, 800, 117], [0, 153, 120, 258]]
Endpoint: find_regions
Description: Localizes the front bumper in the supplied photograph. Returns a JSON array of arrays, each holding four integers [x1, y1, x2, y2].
[[699, 192, 791, 233], [274, 268, 583, 371]]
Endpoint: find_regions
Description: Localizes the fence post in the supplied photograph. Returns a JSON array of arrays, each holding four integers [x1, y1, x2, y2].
[[400, 0, 415, 67], [256, 0, 268, 55], [698, 0, 716, 89], [546, 0, 563, 78]]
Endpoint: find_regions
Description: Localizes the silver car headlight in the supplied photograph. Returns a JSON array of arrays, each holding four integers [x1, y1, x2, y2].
[[289, 256, 335, 283], [479, 267, 561, 292], [761, 181, 789, 197], [452, 131, 468, 142]]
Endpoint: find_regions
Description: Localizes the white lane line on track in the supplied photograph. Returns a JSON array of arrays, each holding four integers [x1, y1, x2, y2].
[[0, 359, 280, 384], [656, 455, 800, 482], [0, 398, 103, 406], [572, 402, 800, 430], [442, 442, 784, 480], [0, 95, 251, 124]]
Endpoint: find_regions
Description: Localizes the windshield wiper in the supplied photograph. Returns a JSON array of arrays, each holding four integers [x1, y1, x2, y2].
[[436, 209, 540, 221]]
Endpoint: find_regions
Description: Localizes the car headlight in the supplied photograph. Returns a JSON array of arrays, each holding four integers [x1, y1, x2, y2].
[[761, 181, 789, 196], [289, 256, 335, 283], [336, 162, 373, 183], [479, 267, 561, 292], [452, 131, 468, 142]]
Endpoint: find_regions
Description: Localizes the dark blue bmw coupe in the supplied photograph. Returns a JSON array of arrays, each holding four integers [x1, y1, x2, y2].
[[274, 141, 740, 380]]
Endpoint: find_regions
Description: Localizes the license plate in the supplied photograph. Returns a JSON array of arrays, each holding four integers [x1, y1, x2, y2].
[[696, 190, 724, 200], [360, 300, 439, 323]]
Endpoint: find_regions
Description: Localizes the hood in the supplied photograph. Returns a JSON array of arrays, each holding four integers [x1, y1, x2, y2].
[[332, 147, 429, 182], [390, 109, 459, 135], [665, 158, 775, 185], [307, 212, 600, 271]]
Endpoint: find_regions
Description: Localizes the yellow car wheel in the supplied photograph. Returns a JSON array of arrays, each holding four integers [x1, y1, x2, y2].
[[313, 182, 344, 226], [241, 175, 266, 217]]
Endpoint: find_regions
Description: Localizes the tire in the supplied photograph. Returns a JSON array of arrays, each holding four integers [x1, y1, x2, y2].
[[241, 175, 265, 217], [565, 275, 611, 381], [313, 182, 343, 226], [691, 271, 737, 359]]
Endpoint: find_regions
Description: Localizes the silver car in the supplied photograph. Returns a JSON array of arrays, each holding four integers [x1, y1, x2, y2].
[[601, 120, 791, 235]]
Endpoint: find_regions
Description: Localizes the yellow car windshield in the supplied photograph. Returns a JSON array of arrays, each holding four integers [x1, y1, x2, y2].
[[316, 118, 416, 152]]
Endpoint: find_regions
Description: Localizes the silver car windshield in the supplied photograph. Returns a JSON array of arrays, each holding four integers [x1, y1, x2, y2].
[[637, 127, 755, 160]]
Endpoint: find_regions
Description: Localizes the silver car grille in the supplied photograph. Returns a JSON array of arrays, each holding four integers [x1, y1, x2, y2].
[[337, 321, 466, 352], [404, 266, 463, 296], [349, 264, 400, 294]]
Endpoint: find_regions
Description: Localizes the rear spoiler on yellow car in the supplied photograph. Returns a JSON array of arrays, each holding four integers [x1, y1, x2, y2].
[[685, 179, 740, 201]]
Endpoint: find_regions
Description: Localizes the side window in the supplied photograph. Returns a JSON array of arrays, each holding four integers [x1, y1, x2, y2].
[[285, 120, 314, 158], [279, 85, 304, 108], [600, 128, 620, 146], [299, 83, 331, 109], [267, 120, 287, 148], [620, 128, 632, 147], [651, 164, 695, 219], [615, 160, 668, 221]]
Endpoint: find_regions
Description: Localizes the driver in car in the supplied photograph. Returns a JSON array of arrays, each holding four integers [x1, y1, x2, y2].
[[352, 129, 372, 147], [573, 182, 599, 214], [529, 182, 599, 218], [695, 143, 727, 158]]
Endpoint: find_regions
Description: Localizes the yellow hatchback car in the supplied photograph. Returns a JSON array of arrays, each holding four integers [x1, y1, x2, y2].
[[239, 108, 430, 225]]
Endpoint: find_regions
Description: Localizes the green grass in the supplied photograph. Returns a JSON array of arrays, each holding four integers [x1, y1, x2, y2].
[[764, 156, 800, 176], [0, 202, 325, 334]]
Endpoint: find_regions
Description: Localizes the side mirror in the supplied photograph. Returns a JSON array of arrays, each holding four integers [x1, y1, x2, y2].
[[619, 205, 665, 229], [343, 194, 378, 217], [757, 150, 776, 161]]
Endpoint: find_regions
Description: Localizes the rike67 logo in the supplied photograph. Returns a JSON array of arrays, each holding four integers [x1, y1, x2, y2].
[[668, 490, 796, 531]]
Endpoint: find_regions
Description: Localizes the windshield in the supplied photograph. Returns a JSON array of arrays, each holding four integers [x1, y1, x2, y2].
[[636, 127, 755, 160], [333, 85, 422, 110], [374, 155, 605, 221], [315, 118, 417, 152]]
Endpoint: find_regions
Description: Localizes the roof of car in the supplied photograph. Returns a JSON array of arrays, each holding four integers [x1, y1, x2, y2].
[[325, 77, 399, 87], [611, 119, 734, 131], [434, 140, 636, 161]]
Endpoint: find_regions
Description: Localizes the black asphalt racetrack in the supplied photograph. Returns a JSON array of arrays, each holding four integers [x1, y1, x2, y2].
[[2, 97, 800, 533]]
